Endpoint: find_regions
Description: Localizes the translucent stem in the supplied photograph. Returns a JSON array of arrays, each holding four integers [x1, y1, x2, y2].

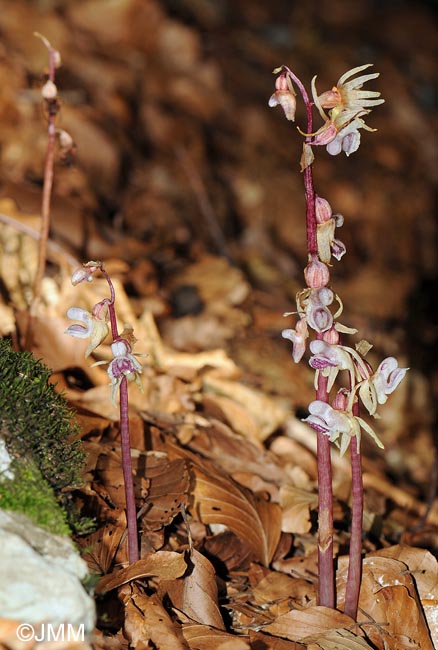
[[344, 402, 363, 619]]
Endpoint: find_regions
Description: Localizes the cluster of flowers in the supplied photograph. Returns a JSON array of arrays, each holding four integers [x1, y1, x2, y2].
[[269, 63, 385, 156], [270, 65, 407, 456], [65, 262, 144, 405]]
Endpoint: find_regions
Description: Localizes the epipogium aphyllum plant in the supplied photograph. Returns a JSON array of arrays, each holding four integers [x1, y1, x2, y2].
[[65, 262, 145, 564], [269, 64, 408, 619]]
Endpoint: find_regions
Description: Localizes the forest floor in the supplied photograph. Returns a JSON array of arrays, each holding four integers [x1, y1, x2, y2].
[[0, 1, 437, 648]]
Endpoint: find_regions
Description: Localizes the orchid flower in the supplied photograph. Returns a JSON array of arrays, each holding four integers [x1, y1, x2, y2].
[[65, 299, 110, 357], [309, 339, 355, 391], [306, 288, 334, 333], [282, 316, 309, 363], [310, 64, 384, 155], [304, 399, 384, 456], [359, 357, 408, 416], [107, 340, 144, 406]]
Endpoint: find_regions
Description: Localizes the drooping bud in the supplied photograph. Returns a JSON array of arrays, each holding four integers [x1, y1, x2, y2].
[[268, 71, 297, 121], [304, 255, 330, 288], [71, 267, 93, 285], [71, 262, 101, 285]]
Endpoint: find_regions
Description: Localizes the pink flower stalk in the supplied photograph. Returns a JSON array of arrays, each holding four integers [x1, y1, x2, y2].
[[270, 63, 406, 618], [66, 261, 142, 564]]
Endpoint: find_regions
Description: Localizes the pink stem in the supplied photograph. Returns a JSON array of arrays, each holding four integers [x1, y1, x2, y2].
[[287, 67, 335, 607], [344, 402, 363, 619], [33, 45, 58, 303], [102, 268, 139, 563], [282, 65, 318, 254], [315, 370, 334, 607], [119, 375, 139, 563]]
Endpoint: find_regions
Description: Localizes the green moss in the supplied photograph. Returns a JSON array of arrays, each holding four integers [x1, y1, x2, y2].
[[0, 459, 70, 535], [0, 339, 86, 533], [0, 339, 85, 491]]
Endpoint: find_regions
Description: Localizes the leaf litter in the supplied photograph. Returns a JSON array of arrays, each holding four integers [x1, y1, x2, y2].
[[0, 1, 436, 649]]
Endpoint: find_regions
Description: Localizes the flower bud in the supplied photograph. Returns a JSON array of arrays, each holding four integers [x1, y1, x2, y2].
[[71, 267, 93, 285], [92, 299, 110, 321], [315, 196, 332, 224], [318, 287, 334, 306], [41, 79, 57, 100], [332, 388, 349, 411], [268, 72, 296, 121], [304, 256, 329, 288], [58, 129, 73, 150]]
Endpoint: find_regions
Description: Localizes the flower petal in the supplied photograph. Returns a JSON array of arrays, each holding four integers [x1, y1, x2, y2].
[[65, 323, 90, 339], [66, 307, 89, 323], [337, 64, 373, 86]]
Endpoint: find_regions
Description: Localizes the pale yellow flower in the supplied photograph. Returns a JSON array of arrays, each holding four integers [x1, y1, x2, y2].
[[311, 64, 384, 155]]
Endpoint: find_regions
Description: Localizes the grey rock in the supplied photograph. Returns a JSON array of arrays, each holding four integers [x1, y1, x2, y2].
[[0, 510, 95, 632]]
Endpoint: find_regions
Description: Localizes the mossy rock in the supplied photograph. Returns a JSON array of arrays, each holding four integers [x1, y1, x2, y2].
[[0, 339, 86, 533], [0, 458, 70, 535]]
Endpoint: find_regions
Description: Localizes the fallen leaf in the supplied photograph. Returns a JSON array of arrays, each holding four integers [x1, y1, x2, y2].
[[337, 555, 434, 650], [263, 605, 356, 642], [79, 508, 127, 574], [202, 375, 288, 442], [166, 548, 225, 630], [304, 628, 374, 649], [249, 630, 306, 649], [121, 585, 187, 650], [191, 457, 282, 566], [279, 485, 318, 534], [97, 550, 187, 593], [182, 622, 250, 649]]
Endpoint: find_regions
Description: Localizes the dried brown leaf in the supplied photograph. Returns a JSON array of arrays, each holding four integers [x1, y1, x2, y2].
[[164, 441, 282, 566], [252, 571, 315, 609], [137, 454, 191, 531], [337, 556, 434, 650], [79, 508, 127, 574], [97, 550, 187, 593], [166, 548, 225, 630], [121, 586, 187, 650], [279, 485, 318, 534], [181, 419, 286, 485], [191, 459, 282, 566], [202, 376, 288, 442], [304, 628, 374, 649], [373, 545, 438, 647], [263, 606, 356, 642], [204, 531, 255, 571], [249, 631, 306, 650], [182, 623, 250, 649]]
